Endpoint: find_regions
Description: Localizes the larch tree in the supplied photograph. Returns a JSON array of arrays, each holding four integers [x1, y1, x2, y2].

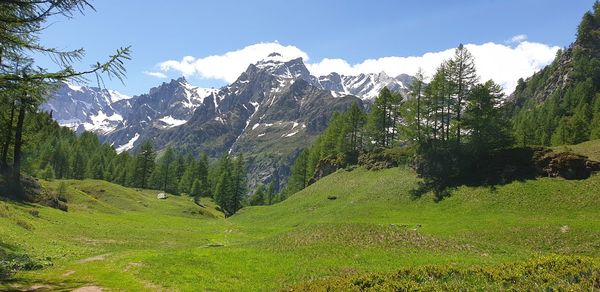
[[132, 140, 155, 189], [411, 68, 425, 142], [447, 44, 478, 145]]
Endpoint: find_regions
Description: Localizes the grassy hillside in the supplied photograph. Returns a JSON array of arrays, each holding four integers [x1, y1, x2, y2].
[[1, 161, 599, 290], [554, 138, 600, 161]]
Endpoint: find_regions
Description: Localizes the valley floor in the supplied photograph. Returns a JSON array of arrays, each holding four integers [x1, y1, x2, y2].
[[1, 164, 600, 290]]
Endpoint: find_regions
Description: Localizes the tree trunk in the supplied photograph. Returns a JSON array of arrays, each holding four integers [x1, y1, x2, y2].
[[456, 61, 464, 145], [1, 99, 16, 169], [141, 160, 147, 189], [163, 163, 170, 192], [416, 83, 421, 142], [12, 101, 26, 181]]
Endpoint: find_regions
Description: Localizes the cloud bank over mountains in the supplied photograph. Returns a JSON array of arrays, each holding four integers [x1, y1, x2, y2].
[[152, 37, 560, 92]]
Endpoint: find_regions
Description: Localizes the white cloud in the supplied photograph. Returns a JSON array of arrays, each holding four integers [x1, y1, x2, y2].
[[307, 41, 559, 92], [153, 40, 559, 92], [143, 71, 168, 79], [509, 34, 528, 44], [158, 42, 309, 83]]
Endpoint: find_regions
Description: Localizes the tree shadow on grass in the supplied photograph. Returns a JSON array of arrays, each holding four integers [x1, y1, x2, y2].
[[410, 146, 599, 202]]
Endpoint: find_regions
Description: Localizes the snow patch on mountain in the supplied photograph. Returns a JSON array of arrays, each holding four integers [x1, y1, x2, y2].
[[66, 83, 83, 92], [108, 90, 132, 102], [82, 110, 122, 133], [116, 133, 140, 153], [317, 72, 413, 100], [283, 131, 298, 137], [159, 116, 187, 128]]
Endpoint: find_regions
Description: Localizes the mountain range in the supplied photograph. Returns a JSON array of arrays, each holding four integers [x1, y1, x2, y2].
[[42, 53, 415, 189]]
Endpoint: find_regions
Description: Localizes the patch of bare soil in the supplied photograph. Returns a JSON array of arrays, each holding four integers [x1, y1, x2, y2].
[[78, 254, 108, 264]]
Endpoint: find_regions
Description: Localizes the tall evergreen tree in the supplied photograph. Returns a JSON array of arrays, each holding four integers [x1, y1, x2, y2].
[[367, 87, 394, 148], [190, 179, 202, 197], [198, 153, 210, 196], [249, 184, 266, 206], [70, 149, 86, 180], [231, 154, 246, 214], [267, 182, 276, 205], [411, 68, 425, 142], [286, 150, 309, 195], [463, 80, 512, 152], [447, 44, 478, 145], [155, 146, 177, 193], [132, 140, 155, 189], [346, 102, 367, 152], [214, 154, 233, 215]]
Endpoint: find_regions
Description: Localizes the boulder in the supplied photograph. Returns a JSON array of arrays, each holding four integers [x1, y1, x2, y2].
[[156, 193, 167, 200], [534, 150, 600, 180]]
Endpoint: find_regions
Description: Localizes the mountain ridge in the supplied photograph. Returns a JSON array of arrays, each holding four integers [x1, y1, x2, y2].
[[43, 55, 415, 188]]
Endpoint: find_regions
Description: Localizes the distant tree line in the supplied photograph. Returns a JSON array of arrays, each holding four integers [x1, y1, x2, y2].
[[19, 114, 246, 215]]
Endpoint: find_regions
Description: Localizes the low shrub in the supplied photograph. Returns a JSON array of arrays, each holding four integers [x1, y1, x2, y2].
[[357, 146, 415, 171], [0, 251, 48, 279]]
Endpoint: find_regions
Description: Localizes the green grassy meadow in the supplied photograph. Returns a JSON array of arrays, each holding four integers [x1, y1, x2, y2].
[[1, 142, 600, 291]]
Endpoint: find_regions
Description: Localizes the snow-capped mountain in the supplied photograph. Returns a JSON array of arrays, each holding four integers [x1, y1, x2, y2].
[[44, 78, 218, 152], [43, 54, 414, 189], [41, 83, 132, 134], [251, 52, 415, 100], [318, 72, 415, 100]]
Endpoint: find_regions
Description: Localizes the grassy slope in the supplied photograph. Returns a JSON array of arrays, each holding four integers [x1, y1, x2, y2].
[[553, 138, 600, 161], [0, 142, 599, 290]]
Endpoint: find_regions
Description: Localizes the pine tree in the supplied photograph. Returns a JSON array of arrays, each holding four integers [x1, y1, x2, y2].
[[447, 44, 478, 145], [368, 87, 392, 148], [214, 155, 233, 216], [70, 149, 86, 180], [411, 68, 425, 141], [463, 80, 512, 152], [87, 153, 105, 180], [286, 150, 309, 194], [174, 154, 186, 187], [551, 117, 571, 146], [345, 102, 367, 152], [177, 155, 197, 195], [249, 184, 266, 206], [156, 146, 176, 193], [231, 154, 246, 214], [570, 103, 591, 144], [41, 164, 55, 180], [190, 179, 202, 197], [198, 153, 210, 196], [132, 140, 155, 189], [590, 94, 600, 139], [267, 182, 276, 205]]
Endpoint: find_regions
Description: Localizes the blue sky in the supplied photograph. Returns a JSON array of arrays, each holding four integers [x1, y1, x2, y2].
[[36, 0, 597, 95]]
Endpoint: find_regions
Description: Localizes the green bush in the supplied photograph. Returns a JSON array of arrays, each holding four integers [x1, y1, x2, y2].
[[358, 146, 414, 170], [0, 251, 48, 279]]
